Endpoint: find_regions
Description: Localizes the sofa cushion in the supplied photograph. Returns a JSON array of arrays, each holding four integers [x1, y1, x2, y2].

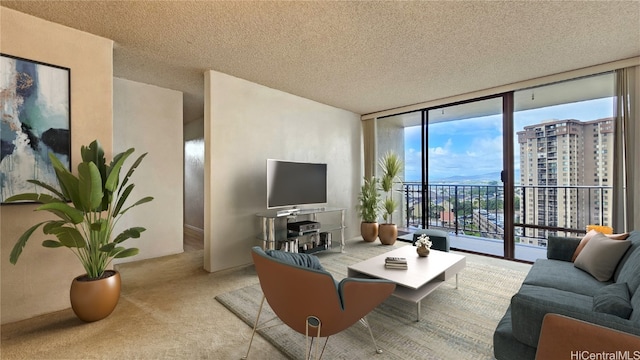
[[574, 233, 631, 281], [511, 284, 593, 347], [630, 284, 640, 324], [265, 249, 325, 271], [614, 231, 640, 294], [510, 284, 640, 348], [593, 282, 632, 319], [523, 259, 609, 297], [572, 230, 630, 261], [493, 307, 537, 360], [547, 236, 581, 262]]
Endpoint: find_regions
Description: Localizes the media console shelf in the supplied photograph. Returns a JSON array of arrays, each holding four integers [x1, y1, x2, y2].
[[256, 207, 346, 254]]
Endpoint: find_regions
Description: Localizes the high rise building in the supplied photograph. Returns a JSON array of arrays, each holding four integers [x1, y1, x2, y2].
[[517, 117, 614, 245]]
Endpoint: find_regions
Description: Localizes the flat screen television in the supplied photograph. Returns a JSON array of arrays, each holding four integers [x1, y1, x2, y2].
[[266, 159, 327, 209]]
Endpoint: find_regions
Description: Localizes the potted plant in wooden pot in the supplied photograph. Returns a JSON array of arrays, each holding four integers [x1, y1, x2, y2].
[[6, 140, 153, 322], [378, 151, 403, 245], [356, 176, 381, 242]]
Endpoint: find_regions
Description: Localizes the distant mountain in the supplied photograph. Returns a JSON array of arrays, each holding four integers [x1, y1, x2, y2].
[[431, 170, 521, 183]]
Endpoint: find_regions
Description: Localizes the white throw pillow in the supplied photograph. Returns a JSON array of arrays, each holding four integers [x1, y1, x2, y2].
[[574, 233, 631, 282]]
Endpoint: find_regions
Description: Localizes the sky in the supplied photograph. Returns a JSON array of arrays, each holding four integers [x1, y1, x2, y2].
[[404, 97, 615, 182]]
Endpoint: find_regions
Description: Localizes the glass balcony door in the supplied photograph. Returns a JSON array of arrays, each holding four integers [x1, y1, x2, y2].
[[382, 97, 510, 257], [424, 97, 506, 257], [513, 73, 616, 261]]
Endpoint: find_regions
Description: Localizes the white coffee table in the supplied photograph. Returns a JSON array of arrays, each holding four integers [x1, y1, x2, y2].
[[347, 245, 466, 321]]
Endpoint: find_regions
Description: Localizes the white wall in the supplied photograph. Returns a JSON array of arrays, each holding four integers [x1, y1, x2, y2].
[[204, 70, 362, 272], [113, 78, 184, 262]]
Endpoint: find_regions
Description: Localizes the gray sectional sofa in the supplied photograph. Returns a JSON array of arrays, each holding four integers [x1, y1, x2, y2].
[[494, 230, 640, 359]]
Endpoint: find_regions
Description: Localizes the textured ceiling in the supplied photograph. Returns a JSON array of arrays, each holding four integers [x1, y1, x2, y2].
[[2, 1, 639, 123]]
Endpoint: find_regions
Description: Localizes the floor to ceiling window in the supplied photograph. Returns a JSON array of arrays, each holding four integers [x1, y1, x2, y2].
[[375, 72, 617, 262], [513, 72, 616, 261]]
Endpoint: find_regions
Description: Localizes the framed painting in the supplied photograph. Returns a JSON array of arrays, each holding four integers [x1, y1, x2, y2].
[[0, 54, 71, 203]]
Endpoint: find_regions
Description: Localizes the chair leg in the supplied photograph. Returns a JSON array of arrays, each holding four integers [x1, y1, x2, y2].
[[306, 316, 323, 360], [360, 316, 383, 354], [318, 337, 330, 359], [241, 295, 266, 360]]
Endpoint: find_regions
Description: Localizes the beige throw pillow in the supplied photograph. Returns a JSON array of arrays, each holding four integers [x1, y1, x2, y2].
[[571, 230, 629, 262], [574, 233, 631, 282]]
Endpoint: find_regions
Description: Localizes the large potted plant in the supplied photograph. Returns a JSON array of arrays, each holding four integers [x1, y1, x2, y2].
[[378, 151, 403, 245], [356, 176, 381, 242], [6, 140, 153, 322]]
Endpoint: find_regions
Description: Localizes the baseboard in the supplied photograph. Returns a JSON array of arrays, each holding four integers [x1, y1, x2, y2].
[[184, 224, 204, 238]]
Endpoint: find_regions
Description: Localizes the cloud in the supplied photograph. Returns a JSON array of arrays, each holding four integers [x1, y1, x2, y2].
[[432, 146, 447, 155], [430, 138, 452, 156], [424, 134, 504, 180]]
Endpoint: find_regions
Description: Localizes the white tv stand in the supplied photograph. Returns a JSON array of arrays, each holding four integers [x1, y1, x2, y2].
[[256, 207, 346, 253]]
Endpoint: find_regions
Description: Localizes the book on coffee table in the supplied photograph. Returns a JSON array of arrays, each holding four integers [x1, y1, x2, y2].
[[385, 257, 408, 269], [384, 263, 408, 269], [385, 256, 407, 264]]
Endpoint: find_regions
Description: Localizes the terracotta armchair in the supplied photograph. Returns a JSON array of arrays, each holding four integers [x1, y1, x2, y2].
[[535, 313, 640, 359], [243, 246, 396, 360]]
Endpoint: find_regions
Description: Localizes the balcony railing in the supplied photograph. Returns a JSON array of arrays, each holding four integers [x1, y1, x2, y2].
[[402, 182, 612, 247]]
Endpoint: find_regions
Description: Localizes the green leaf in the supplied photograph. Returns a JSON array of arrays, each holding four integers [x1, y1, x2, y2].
[[379, 151, 403, 180], [43, 221, 67, 233], [42, 240, 64, 248], [43, 225, 86, 248], [99, 243, 116, 253], [90, 219, 107, 232], [81, 140, 101, 163], [108, 246, 125, 257], [110, 151, 127, 167], [36, 202, 84, 224], [4, 193, 61, 204], [113, 227, 146, 244], [113, 247, 139, 258], [105, 148, 134, 192], [118, 196, 153, 216], [81, 140, 106, 180], [49, 153, 81, 207], [78, 161, 104, 211], [378, 151, 403, 192], [380, 176, 393, 193], [9, 221, 48, 264], [357, 176, 381, 222], [119, 152, 148, 195], [26, 180, 66, 200], [113, 184, 134, 216]]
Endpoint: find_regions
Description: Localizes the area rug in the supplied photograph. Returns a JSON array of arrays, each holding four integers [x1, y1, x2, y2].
[[216, 243, 529, 360]]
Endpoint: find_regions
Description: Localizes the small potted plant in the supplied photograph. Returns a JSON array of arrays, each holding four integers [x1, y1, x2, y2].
[[6, 140, 153, 322], [415, 234, 432, 257], [356, 176, 381, 242], [378, 151, 403, 245]]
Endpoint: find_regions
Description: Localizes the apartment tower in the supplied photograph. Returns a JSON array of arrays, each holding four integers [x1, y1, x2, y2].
[[517, 117, 614, 245]]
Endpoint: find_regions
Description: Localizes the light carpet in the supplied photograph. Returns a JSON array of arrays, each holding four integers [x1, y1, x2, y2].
[[216, 243, 529, 360]]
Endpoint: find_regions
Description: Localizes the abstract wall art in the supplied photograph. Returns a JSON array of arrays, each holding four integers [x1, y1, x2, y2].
[[1, 54, 71, 203]]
